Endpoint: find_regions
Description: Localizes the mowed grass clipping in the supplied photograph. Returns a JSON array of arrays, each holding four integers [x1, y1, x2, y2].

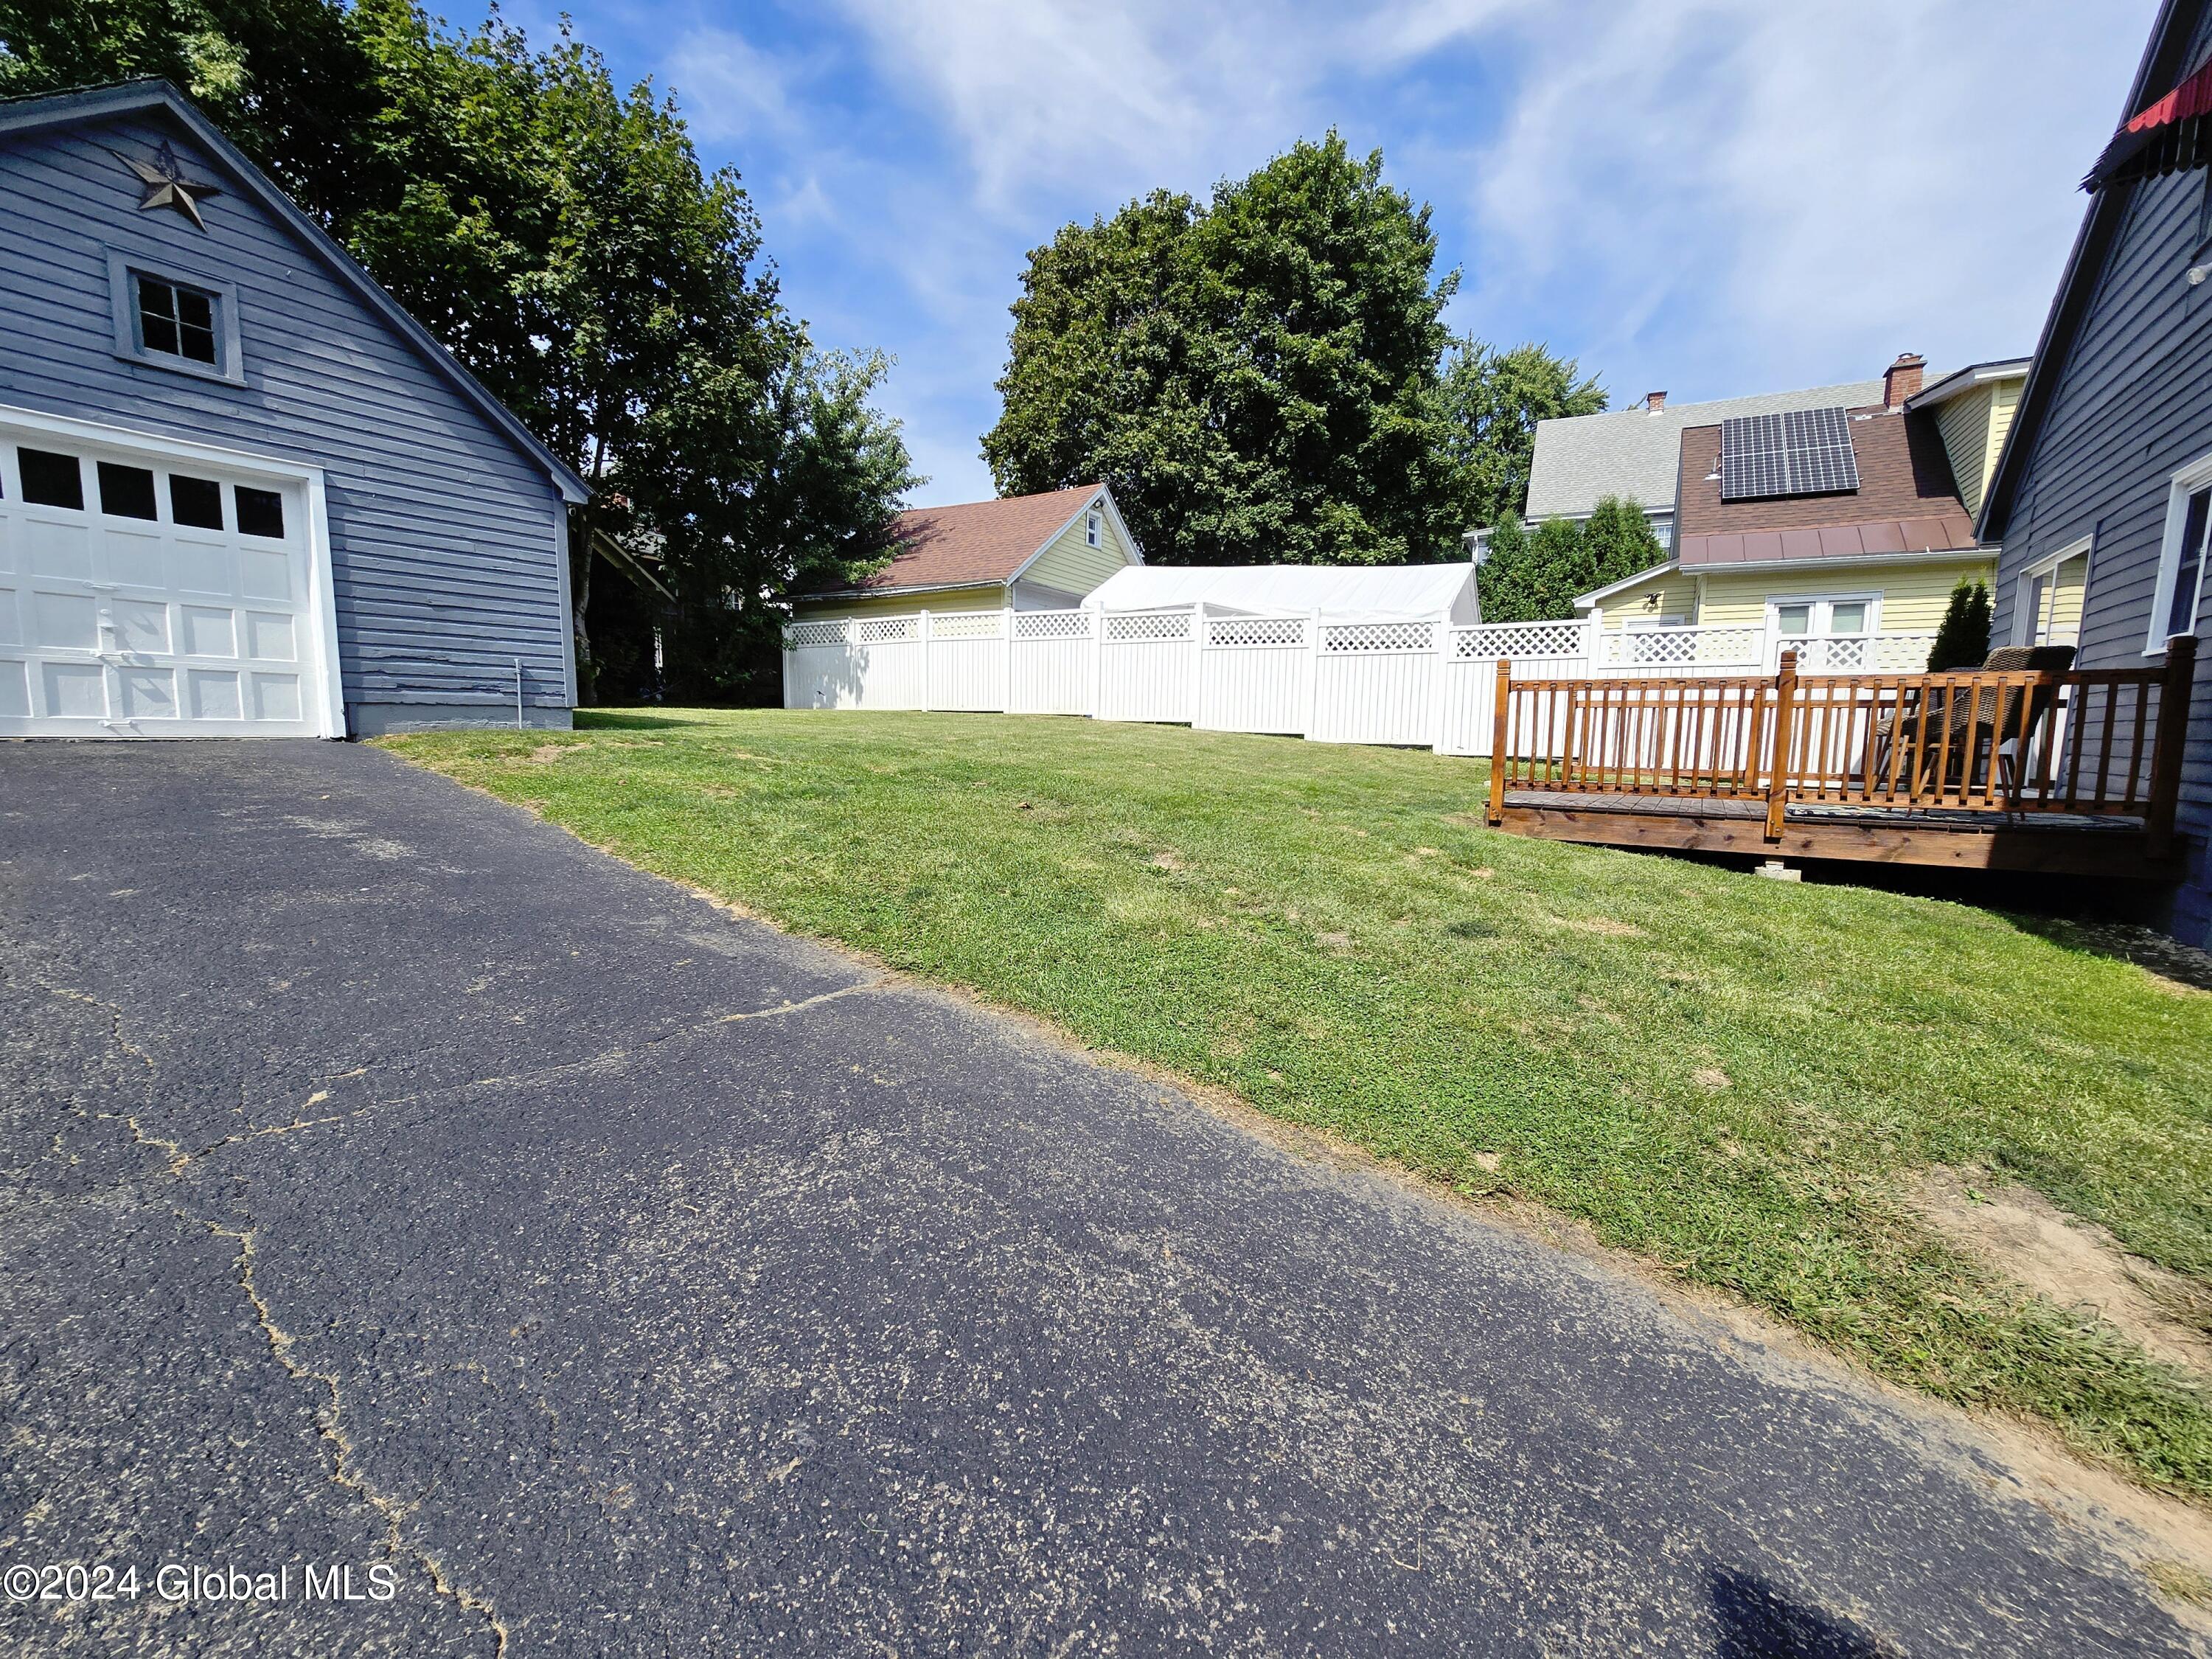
[[386, 709, 2212, 1500]]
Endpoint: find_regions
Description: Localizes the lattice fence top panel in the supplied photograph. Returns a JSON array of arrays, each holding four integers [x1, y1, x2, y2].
[[1601, 626, 1763, 666], [1867, 633, 1936, 672], [929, 611, 1004, 639], [851, 616, 918, 644], [1320, 620, 1435, 655], [1206, 615, 1307, 648], [1451, 622, 1584, 660], [785, 619, 855, 647], [1104, 611, 1192, 642], [1014, 609, 1093, 640]]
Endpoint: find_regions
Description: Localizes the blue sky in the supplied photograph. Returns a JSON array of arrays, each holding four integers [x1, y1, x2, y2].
[[498, 0, 2157, 507]]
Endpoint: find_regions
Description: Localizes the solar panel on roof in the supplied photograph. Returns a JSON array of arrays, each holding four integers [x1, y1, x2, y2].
[[1719, 406, 1860, 501]]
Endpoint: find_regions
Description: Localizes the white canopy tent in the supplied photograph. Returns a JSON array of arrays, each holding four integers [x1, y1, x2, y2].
[[1084, 563, 1481, 622]]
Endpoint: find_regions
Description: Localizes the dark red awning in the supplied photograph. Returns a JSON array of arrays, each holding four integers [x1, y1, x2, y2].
[[2084, 55, 2212, 190]]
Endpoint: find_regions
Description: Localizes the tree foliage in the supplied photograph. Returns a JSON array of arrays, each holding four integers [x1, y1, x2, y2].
[[0, 0, 373, 212], [0, 0, 917, 702], [1438, 337, 1606, 532], [1477, 495, 1664, 622], [1928, 580, 1994, 672], [984, 135, 1461, 567]]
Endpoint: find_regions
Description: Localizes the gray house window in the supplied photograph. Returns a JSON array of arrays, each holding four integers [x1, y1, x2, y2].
[[105, 250, 244, 383], [137, 276, 219, 364], [2171, 486, 2210, 639]]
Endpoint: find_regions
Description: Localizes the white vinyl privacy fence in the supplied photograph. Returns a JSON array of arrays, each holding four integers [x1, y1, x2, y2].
[[783, 608, 1937, 759]]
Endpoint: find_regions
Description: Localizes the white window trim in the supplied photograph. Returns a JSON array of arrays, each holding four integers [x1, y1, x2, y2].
[[2146, 448, 2212, 655], [1085, 511, 1102, 548], [2015, 534, 2092, 647], [1764, 591, 1882, 637], [0, 400, 345, 737], [105, 249, 246, 386]]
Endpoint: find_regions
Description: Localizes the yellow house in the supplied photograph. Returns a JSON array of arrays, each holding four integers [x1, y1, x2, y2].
[[793, 483, 1141, 620], [1574, 356, 2022, 672]]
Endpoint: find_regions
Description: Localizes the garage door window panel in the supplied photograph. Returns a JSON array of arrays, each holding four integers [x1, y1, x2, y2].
[[19, 449, 84, 510], [170, 474, 224, 531], [97, 463, 159, 521], [234, 485, 284, 539]]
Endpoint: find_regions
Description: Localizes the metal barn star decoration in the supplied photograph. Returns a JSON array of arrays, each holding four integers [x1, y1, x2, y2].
[[109, 140, 223, 230]]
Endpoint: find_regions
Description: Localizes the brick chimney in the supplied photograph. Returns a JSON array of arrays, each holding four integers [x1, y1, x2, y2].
[[1644, 390, 1667, 412], [1883, 352, 1925, 410]]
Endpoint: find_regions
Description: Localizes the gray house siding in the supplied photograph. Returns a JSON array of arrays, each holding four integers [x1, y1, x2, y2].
[[0, 108, 574, 731], [1992, 13, 2212, 945]]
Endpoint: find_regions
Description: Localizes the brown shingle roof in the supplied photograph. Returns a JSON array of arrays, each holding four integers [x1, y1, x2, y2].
[[825, 484, 1103, 595], [1674, 408, 1978, 567]]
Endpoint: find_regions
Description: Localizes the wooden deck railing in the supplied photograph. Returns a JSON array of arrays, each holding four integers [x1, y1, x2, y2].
[[1486, 636, 2198, 851]]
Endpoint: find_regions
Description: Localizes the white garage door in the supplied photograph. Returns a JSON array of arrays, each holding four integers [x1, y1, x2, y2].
[[0, 413, 338, 738]]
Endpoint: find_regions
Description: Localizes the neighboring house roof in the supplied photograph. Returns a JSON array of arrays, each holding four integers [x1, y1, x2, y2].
[[1985, 0, 2205, 540], [1905, 358, 2031, 411], [1573, 562, 1682, 611], [810, 483, 1128, 598], [1086, 563, 1475, 617], [0, 79, 590, 503], [1524, 379, 1884, 520], [1672, 407, 1978, 568]]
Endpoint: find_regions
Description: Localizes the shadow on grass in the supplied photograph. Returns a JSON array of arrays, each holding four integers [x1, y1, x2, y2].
[[2008, 914, 2212, 993], [1708, 1566, 1889, 1658], [576, 708, 692, 731]]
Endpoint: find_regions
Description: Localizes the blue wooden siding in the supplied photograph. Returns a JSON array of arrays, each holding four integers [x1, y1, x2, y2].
[[0, 111, 574, 727], [1994, 13, 2212, 943]]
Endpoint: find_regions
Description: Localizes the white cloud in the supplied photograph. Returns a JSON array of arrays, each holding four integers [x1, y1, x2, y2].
[[1397, 0, 2156, 395], [650, 1, 2162, 502], [825, 0, 1349, 211], [664, 26, 807, 145]]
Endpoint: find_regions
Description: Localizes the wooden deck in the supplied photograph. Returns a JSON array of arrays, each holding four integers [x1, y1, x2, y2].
[[1485, 639, 2198, 877]]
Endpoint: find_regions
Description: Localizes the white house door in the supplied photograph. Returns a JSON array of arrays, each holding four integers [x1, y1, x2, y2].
[[0, 417, 333, 738]]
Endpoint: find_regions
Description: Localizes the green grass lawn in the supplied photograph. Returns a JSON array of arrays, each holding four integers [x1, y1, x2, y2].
[[384, 708, 2212, 1501]]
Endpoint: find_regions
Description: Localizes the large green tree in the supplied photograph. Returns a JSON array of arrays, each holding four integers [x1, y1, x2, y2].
[[984, 135, 1461, 566], [1438, 337, 1607, 532], [0, 0, 916, 702]]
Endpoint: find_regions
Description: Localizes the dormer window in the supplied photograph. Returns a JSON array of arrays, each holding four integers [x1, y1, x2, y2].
[[1085, 509, 1102, 548]]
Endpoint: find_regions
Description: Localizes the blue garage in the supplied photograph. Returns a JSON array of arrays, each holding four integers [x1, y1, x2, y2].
[[0, 80, 588, 737]]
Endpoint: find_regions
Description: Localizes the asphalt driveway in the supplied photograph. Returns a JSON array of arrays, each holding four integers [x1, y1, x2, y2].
[[0, 740, 2200, 1656]]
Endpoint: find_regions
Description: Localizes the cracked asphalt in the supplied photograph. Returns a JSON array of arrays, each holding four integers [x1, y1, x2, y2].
[[1, 740, 2201, 1657]]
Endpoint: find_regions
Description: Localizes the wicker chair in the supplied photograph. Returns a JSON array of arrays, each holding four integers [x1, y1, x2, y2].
[[1872, 644, 2076, 798]]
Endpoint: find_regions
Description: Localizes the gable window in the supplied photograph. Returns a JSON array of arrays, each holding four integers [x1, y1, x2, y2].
[[136, 275, 219, 365], [1085, 510, 1102, 548], [2148, 450, 2212, 651], [105, 251, 243, 383]]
